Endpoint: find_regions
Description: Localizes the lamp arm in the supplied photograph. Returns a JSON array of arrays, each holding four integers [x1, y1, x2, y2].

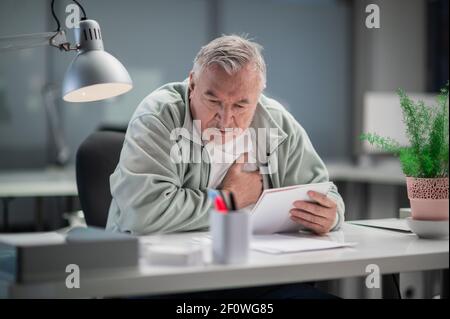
[[0, 0, 86, 53], [0, 31, 78, 53]]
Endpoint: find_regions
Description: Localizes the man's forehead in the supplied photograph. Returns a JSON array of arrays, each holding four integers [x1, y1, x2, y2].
[[204, 89, 251, 103], [199, 68, 261, 99], [202, 86, 255, 102]]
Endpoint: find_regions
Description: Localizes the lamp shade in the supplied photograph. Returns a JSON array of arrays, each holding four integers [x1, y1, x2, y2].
[[62, 19, 132, 102]]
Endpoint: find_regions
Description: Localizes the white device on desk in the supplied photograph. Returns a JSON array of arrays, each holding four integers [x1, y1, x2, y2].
[[142, 244, 204, 266], [250, 182, 333, 234]]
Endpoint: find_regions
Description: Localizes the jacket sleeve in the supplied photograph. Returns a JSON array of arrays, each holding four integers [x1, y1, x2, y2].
[[281, 120, 345, 231], [109, 114, 211, 235]]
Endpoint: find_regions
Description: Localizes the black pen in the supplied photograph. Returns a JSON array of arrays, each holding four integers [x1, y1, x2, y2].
[[229, 191, 237, 211]]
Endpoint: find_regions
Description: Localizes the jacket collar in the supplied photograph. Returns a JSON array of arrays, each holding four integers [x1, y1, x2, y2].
[[179, 79, 288, 155]]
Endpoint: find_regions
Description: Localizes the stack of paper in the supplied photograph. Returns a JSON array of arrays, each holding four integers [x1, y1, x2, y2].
[[0, 227, 139, 283]]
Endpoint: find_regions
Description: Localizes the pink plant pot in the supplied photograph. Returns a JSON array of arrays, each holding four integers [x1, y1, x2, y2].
[[406, 177, 449, 221]]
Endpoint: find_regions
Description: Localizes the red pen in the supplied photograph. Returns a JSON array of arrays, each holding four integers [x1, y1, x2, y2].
[[214, 196, 228, 214]]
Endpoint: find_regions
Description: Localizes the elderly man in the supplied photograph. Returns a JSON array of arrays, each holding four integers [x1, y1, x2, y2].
[[106, 35, 344, 236], [106, 35, 345, 299]]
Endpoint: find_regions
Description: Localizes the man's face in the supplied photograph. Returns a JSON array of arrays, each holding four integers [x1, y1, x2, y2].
[[189, 63, 263, 144]]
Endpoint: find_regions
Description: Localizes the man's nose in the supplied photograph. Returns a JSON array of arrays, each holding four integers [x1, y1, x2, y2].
[[219, 107, 234, 128]]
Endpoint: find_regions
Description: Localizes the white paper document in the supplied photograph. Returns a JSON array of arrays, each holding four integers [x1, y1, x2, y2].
[[251, 234, 356, 254], [251, 182, 333, 234], [189, 234, 355, 255]]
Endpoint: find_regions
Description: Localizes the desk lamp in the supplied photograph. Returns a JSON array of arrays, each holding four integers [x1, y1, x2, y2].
[[0, 0, 133, 102], [0, 0, 132, 165]]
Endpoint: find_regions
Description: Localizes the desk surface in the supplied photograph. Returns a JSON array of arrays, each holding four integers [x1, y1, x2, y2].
[[0, 166, 77, 198], [2, 222, 448, 298], [325, 160, 405, 185]]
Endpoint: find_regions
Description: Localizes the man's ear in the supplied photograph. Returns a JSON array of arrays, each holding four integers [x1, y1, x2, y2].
[[188, 72, 195, 92]]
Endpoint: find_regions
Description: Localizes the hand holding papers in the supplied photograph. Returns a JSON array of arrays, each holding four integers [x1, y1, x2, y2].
[[250, 182, 333, 234]]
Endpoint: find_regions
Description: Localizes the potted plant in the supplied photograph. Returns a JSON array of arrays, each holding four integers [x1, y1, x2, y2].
[[361, 83, 449, 221]]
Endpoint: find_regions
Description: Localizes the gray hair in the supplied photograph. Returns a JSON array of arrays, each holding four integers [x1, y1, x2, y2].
[[192, 34, 266, 87]]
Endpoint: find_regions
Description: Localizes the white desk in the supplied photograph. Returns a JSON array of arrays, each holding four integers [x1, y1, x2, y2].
[[325, 160, 405, 185], [0, 166, 77, 198], [2, 223, 447, 299], [0, 166, 78, 231]]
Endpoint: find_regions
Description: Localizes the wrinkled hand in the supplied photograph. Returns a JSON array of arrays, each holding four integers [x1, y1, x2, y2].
[[290, 191, 337, 235], [221, 153, 263, 209]]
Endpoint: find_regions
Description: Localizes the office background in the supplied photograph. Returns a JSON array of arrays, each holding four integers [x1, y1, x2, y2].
[[0, 0, 448, 297], [1, 0, 448, 228], [0, 0, 448, 226]]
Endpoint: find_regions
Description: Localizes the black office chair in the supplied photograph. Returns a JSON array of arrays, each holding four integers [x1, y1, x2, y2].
[[76, 130, 125, 228]]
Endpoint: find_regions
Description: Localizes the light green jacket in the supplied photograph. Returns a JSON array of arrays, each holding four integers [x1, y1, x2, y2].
[[106, 80, 345, 235]]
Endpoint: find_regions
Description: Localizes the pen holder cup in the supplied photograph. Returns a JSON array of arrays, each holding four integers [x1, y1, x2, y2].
[[210, 209, 251, 265]]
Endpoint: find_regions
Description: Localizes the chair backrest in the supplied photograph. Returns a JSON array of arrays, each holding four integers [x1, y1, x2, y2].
[[76, 131, 125, 227]]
